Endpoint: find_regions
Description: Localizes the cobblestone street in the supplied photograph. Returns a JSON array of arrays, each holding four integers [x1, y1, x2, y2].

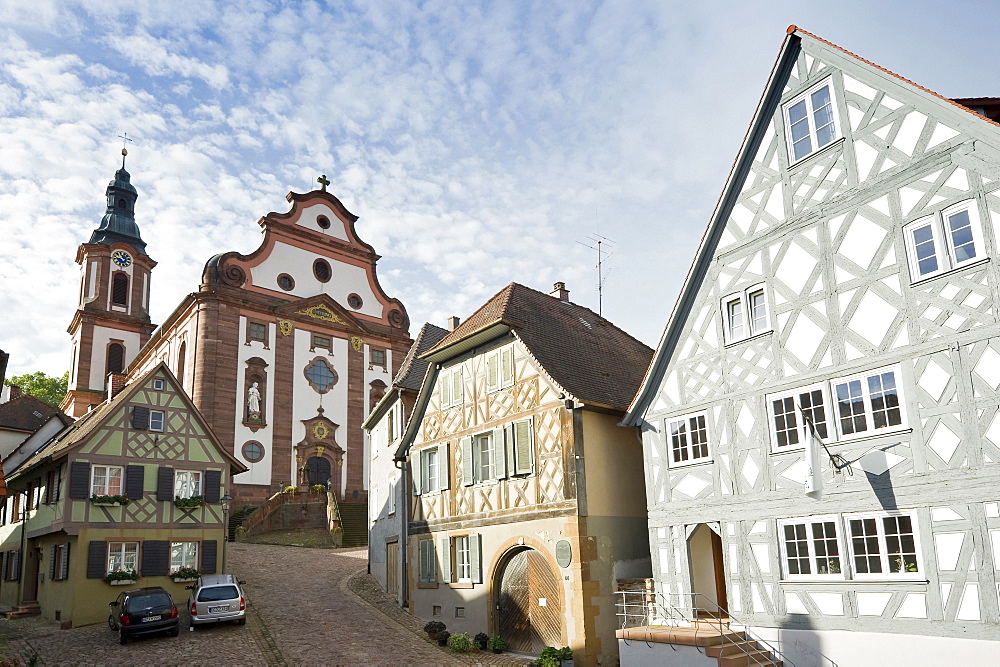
[[1, 543, 532, 666]]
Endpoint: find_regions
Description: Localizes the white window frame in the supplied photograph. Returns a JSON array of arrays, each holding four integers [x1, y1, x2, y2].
[[666, 412, 711, 467], [150, 410, 165, 432], [845, 511, 923, 579], [722, 284, 771, 344], [152, 379, 165, 391], [783, 77, 841, 163], [486, 343, 515, 392], [766, 383, 833, 452], [476, 433, 493, 481], [107, 541, 138, 573], [454, 535, 472, 583], [91, 465, 123, 496], [387, 480, 396, 516], [439, 366, 464, 409], [778, 515, 845, 580], [831, 365, 906, 440], [169, 541, 198, 571], [417, 444, 448, 494], [904, 199, 986, 282], [54, 543, 70, 580], [174, 470, 202, 499]]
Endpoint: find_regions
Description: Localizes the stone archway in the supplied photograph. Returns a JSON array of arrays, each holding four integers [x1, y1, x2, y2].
[[495, 547, 562, 654]]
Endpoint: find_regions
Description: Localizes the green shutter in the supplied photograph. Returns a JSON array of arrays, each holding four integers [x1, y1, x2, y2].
[[461, 437, 474, 486], [470, 534, 482, 584], [500, 346, 514, 387], [514, 418, 534, 475], [417, 451, 428, 495], [440, 371, 451, 407], [504, 423, 516, 475], [439, 537, 451, 583], [438, 443, 450, 491], [492, 428, 506, 479], [452, 368, 463, 405]]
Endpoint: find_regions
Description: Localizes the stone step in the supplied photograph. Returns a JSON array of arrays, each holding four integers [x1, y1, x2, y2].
[[616, 625, 746, 648], [718, 647, 780, 667], [6, 601, 41, 619], [706, 639, 761, 658]]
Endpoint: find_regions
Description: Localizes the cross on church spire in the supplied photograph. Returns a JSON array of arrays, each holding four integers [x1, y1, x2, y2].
[[317, 174, 330, 192], [118, 132, 133, 169]]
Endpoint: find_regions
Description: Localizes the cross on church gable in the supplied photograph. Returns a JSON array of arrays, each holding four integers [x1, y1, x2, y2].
[[316, 174, 330, 191]]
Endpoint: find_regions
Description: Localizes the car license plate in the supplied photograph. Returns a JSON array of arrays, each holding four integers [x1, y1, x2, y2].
[[209, 605, 229, 613], [141, 615, 161, 623]]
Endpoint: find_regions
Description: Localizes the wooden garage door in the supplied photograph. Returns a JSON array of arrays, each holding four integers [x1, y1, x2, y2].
[[497, 548, 561, 653]]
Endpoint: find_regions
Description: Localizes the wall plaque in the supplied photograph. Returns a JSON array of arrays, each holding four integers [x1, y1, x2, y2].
[[556, 540, 572, 568]]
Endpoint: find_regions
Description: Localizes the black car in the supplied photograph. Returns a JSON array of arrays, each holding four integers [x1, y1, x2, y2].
[[108, 586, 180, 644]]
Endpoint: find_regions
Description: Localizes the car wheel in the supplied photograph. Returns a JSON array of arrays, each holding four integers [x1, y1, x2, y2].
[[119, 629, 128, 645], [108, 614, 116, 631], [170, 626, 180, 637], [237, 618, 246, 625]]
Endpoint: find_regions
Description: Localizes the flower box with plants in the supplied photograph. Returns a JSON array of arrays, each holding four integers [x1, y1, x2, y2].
[[170, 566, 201, 582], [105, 569, 138, 585], [310, 484, 327, 493], [91, 494, 129, 507], [436, 630, 451, 647], [283, 485, 298, 494], [175, 495, 204, 509], [488, 636, 506, 654], [423, 620, 446, 640], [474, 632, 489, 650], [447, 632, 472, 653]]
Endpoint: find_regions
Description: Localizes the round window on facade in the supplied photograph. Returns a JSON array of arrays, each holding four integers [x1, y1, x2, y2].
[[347, 293, 363, 309], [242, 440, 264, 463], [313, 259, 332, 283], [316, 215, 331, 229], [277, 273, 295, 291]]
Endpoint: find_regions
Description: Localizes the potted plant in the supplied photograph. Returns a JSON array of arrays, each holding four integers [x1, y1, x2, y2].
[[537, 647, 573, 667], [423, 620, 446, 640], [105, 569, 138, 585], [91, 494, 129, 506], [310, 484, 326, 493], [556, 646, 573, 666], [170, 566, 201, 582], [447, 632, 472, 652], [488, 635, 506, 654], [174, 495, 204, 509], [283, 485, 298, 494], [437, 630, 451, 647], [474, 632, 489, 650]]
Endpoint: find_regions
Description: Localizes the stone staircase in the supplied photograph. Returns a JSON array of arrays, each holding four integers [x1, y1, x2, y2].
[[5, 601, 40, 619], [338, 502, 368, 547], [617, 619, 783, 667]]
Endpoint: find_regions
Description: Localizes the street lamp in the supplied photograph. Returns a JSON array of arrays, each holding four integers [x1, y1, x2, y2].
[[221, 493, 232, 574]]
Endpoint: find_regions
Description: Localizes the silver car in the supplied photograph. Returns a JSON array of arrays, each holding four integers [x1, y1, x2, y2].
[[187, 574, 247, 627]]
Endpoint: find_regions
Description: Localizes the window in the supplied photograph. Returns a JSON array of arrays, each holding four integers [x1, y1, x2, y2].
[[316, 215, 331, 229], [304, 358, 337, 393], [149, 410, 165, 432], [111, 272, 129, 306], [277, 273, 295, 291], [92, 465, 123, 496], [767, 384, 830, 450], [668, 413, 710, 465], [454, 535, 472, 582], [486, 344, 515, 392], [461, 426, 516, 485], [439, 366, 464, 408], [248, 321, 267, 344], [417, 445, 449, 494], [387, 481, 396, 515], [107, 342, 125, 375], [107, 542, 138, 573], [784, 79, 839, 162], [370, 348, 386, 366], [444, 534, 482, 584], [904, 200, 986, 281], [476, 434, 493, 481], [53, 543, 70, 581], [779, 517, 843, 578], [347, 293, 363, 309], [170, 541, 198, 571], [848, 513, 920, 577], [723, 285, 770, 343], [833, 367, 903, 438], [10, 494, 20, 523], [175, 471, 202, 499], [312, 335, 332, 352], [510, 418, 534, 476], [153, 379, 165, 391], [313, 259, 332, 282], [243, 441, 264, 462], [418, 538, 437, 584]]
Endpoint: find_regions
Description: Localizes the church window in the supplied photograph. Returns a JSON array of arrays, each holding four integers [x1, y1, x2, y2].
[[312, 335, 333, 352], [176, 343, 186, 388], [91, 465, 123, 496], [277, 273, 295, 291], [117, 197, 127, 209], [667, 412, 710, 466], [111, 273, 129, 306], [903, 200, 985, 281], [722, 284, 770, 344], [313, 259, 332, 283], [304, 358, 337, 393], [347, 293, 363, 309], [174, 471, 202, 499], [248, 321, 267, 344], [149, 410, 165, 432], [784, 79, 840, 162], [370, 348, 386, 366], [170, 541, 198, 571], [107, 343, 124, 375], [316, 215, 331, 229], [242, 441, 264, 463]]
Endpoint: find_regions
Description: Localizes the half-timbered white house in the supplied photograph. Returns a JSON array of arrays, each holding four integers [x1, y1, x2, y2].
[[620, 26, 1000, 666]]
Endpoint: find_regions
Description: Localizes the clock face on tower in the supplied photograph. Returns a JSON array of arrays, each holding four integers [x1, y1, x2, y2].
[[111, 250, 132, 268]]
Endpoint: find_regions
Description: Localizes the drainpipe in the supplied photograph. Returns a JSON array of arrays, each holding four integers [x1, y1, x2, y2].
[[394, 456, 409, 609], [17, 488, 29, 603]]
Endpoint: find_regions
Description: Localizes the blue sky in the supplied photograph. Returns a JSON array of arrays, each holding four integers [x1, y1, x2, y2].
[[2, 1, 999, 377]]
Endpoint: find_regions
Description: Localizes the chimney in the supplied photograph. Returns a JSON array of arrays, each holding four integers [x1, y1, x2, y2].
[[448, 316, 461, 331], [8, 384, 21, 400], [107, 373, 128, 399], [550, 282, 570, 302]]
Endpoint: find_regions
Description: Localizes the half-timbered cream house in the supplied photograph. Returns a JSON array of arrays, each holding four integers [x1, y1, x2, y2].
[[0, 362, 245, 627], [621, 26, 1000, 666], [400, 282, 653, 666]]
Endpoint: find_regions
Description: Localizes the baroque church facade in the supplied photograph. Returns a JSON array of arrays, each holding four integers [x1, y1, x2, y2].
[[62, 161, 412, 506]]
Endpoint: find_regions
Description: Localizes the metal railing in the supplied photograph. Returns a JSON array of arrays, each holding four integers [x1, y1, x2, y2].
[[615, 588, 795, 667]]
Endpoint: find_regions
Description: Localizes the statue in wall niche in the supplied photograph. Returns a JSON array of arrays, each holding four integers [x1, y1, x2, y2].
[[247, 382, 261, 419]]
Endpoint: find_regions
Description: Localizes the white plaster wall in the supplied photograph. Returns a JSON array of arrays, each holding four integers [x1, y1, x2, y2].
[[250, 241, 381, 318], [233, 318, 276, 486], [292, 329, 348, 493], [294, 203, 350, 242], [88, 325, 141, 389], [618, 640, 714, 667], [363, 346, 392, 491]]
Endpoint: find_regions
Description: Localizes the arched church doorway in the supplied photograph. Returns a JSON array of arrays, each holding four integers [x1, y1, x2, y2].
[[496, 547, 561, 654], [306, 456, 331, 487], [687, 524, 728, 616]]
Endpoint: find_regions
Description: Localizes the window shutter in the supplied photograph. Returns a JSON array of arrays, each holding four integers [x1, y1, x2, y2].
[[49, 545, 57, 579], [10, 550, 20, 580], [131, 406, 150, 429], [87, 541, 106, 578], [438, 443, 450, 491], [461, 437, 474, 486], [470, 534, 482, 584], [491, 428, 506, 479], [440, 372, 451, 407], [504, 423, 516, 476], [156, 466, 174, 501], [439, 537, 451, 584], [53, 464, 63, 501], [69, 461, 91, 499], [419, 539, 434, 583], [418, 451, 428, 495], [501, 346, 514, 387], [204, 470, 222, 503], [487, 353, 499, 391], [201, 540, 218, 574], [452, 369, 463, 405], [60, 544, 71, 580], [125, 465, 144, 500], [142, 540, 169, 576], [1, 551, 7, 580], [514, 418, 534, 475]]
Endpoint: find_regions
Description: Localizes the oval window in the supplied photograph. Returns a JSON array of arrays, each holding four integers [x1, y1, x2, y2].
[[242, 441, 264, 462], [317, 215, 331, 229], [277, 273, 295, 291], [347, 293, 363, 309], [313, 259, 332, 283]]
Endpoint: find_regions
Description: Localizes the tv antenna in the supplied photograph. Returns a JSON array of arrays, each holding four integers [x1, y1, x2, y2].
[[575, 234, 615, 316]]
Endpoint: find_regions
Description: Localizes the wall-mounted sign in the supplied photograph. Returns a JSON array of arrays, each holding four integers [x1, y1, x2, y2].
[[556, 540, 572, 568]]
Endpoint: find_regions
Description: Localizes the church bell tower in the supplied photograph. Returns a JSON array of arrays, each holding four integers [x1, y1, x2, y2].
[[61, 150, 157, 418]]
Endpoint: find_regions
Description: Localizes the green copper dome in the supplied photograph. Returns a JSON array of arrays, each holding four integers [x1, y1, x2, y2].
[[88, 167, 146, 254]]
